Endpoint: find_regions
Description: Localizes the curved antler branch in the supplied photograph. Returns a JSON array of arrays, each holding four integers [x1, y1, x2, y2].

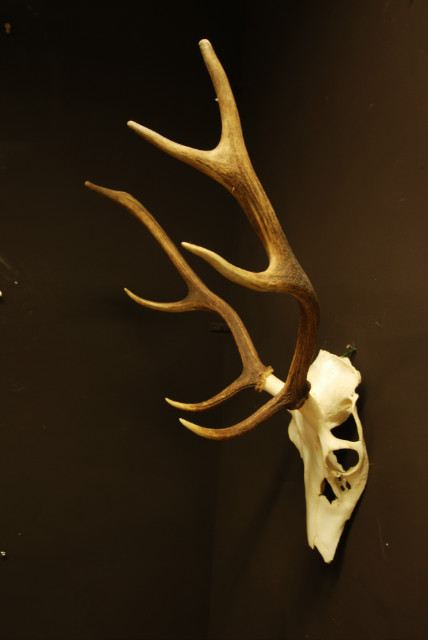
[[165, 366, 273, 412], [85, 181, 272, 412], [179, 387, 292, 440], [128, 41, 310, 291]]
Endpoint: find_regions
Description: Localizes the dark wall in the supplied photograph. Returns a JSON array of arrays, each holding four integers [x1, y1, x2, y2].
[[0, 2, 245, 639], [208, 2, 428, 640], [0, 1, 427, 639]]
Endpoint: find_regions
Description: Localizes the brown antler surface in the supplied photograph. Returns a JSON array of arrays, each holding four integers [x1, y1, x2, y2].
[[86, 39, 319, 439], [85, 182, 274, 419]]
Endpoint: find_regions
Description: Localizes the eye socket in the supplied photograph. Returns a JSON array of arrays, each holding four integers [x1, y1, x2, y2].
[[331, 413, 359, 441], [331, 448, 360, 472]]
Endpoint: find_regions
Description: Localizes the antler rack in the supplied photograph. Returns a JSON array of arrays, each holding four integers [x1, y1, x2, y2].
[[86, 39, 319, 440]]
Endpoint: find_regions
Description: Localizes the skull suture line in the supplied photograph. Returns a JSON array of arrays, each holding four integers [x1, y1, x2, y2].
[[86, 40, 368, 562]]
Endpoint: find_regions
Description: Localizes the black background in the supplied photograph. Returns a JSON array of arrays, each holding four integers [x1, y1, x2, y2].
[[0, 1, 427, 639]]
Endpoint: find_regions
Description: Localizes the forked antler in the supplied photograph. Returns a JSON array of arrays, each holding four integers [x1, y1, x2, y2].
[[86, 39, 319, 439]]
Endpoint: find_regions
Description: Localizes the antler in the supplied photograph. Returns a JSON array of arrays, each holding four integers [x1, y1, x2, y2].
[[85, 39, 319, 439]]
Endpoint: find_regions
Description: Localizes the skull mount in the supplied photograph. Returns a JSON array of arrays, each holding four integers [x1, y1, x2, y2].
[[288, 350, 368, 562]]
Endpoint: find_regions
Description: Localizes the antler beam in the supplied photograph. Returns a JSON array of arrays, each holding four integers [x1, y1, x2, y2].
[[86, 39, 319, 439]]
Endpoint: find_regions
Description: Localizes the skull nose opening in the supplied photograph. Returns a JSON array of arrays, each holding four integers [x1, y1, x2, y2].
[[331, 448, 360, 472], [320, 478, 337, 503], [331, 413, 359, 441]]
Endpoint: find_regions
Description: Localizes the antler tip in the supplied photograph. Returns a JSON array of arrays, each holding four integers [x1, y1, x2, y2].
[[84, 181, 113, 199], [181, 241, 204, 256], [127, 120, 149, 137], [179, 417, 207, 437], [178, 418, 236, 441], [127, 120, 166, 148], [124, 287, 150, 306], [85, 181, 116, 200], [165, 397, 211, 411], [165, 397, 180, 408], [123, 287, 147, 305], [179, 416, 195, 429]]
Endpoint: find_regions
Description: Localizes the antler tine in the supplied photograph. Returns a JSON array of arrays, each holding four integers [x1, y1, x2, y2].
[[127, 40, 313, 296], [165, 368, 272, 412], [85, 180, 274, 415], [85, 182, 197, 312], [179, 388, 289, 440]]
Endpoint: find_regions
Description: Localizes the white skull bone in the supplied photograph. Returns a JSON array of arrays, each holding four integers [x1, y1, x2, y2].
[[288, 350, 368, 563]]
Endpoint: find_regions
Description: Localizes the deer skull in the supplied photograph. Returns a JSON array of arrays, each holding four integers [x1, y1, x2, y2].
[[86, 39, 369, 564], [288, 350, 368, 562]]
